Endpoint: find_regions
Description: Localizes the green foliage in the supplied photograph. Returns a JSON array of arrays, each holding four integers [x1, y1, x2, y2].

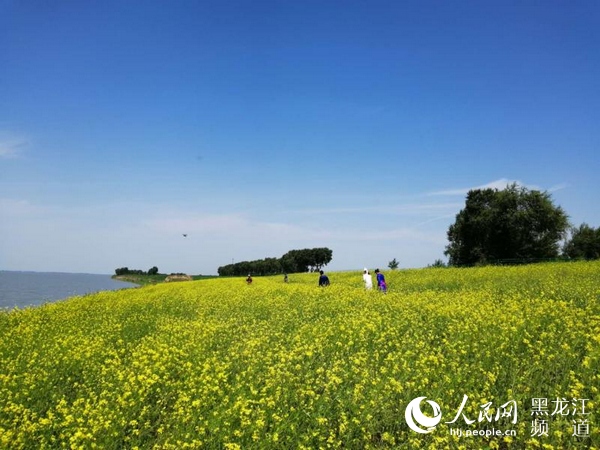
[[563, 223, 600, 260], [280, 248, 333, 273], [115, 267, 147, 276], [388, 258, 399, 270], [218, 247, 333, 276], [115, 266, 160, 277], [428, 259, 447, 268], [445, 183, 569, 266]]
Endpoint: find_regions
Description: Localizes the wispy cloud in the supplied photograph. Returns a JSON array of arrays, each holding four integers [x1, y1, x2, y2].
[[326, 227, 447, 245], [288, 202, 463, 216], [0, 135, 28, 159], [144, 210, 448, 247], [0, 198, 450, 273], [548, 182, 569, 193], [145, 213, 319, 242], [426, 178, 554, 196], [415, 213, 458, 226], [0, 198, 46, 215]]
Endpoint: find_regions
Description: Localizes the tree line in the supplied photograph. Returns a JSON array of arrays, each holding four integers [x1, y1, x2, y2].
[[444, 183, 600, 266], [218, 248, 333, 277], [115, 266, 159, 276]]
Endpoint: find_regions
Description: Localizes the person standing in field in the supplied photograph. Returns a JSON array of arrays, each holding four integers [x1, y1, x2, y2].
[[363, 268, 373, 290], [246, 274, 253, 284], [318, 270, 330, 287], [374, 269, 387, 293]]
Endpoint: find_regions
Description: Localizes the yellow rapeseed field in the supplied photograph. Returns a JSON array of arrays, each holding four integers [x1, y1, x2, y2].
[[0, 261, 598, 449]]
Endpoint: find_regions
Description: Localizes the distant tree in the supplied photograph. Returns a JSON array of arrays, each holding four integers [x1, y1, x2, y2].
[[428, 259, 447, 268], [445, 184, 569, 266], [281, 249, 311, 272], [217, 264, 232, 277], [115, 267, 129, 276], [312, 248, 333, 271], [280, 248, 332, 273], [388, 258, 399, 270], [114, 267, 146, 276], [148, 266, 159, 275], [263, 257, 282, 275], [280, 253, 298, 274], [218, 247, 333, 276], [563, 223, 600, 260]]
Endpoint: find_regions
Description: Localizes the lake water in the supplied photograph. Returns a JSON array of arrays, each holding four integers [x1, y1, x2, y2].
[[0, 271, 137, 310]]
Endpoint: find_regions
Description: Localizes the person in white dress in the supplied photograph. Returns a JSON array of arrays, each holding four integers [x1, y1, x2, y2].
[[363, 268, 373, 290]]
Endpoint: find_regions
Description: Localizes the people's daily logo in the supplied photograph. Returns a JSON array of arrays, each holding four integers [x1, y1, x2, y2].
[[404, 396, 443, 433], [403, 395, 591, 440]]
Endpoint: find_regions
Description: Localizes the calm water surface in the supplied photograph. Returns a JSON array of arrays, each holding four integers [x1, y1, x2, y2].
[[0, 271, 137, 309]]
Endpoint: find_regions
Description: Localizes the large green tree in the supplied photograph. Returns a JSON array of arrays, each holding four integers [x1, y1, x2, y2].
[[563, 223, 600, 260], [445, 184, 569, 266]]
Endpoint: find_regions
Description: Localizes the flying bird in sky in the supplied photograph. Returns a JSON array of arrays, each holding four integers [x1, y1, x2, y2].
[[182, 234, 187, 237]]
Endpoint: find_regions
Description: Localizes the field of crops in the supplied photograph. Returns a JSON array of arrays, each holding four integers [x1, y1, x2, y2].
[[1, 262, 598, 449]]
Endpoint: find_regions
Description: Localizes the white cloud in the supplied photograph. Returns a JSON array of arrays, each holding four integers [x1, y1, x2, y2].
[[0, 198, 33, 214], [145, 213, 317, 241], [547, 182, 569, 193], [288, 202, 463, 216], [0, 197, 452, 273], [0, 136, 28, 158], [324, 227, 447, 245], [427, 178, 550, 196]]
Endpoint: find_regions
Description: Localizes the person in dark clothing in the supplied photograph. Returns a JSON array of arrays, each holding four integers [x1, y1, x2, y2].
[[374, 269, 387, 293], [318, 270, 330, 287]]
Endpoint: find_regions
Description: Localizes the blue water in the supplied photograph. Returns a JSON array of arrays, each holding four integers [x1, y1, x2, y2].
[[0, 271, 137, 309]]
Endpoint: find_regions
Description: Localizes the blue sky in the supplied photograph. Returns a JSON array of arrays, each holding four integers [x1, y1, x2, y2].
[[1, 1, 599, 275]]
